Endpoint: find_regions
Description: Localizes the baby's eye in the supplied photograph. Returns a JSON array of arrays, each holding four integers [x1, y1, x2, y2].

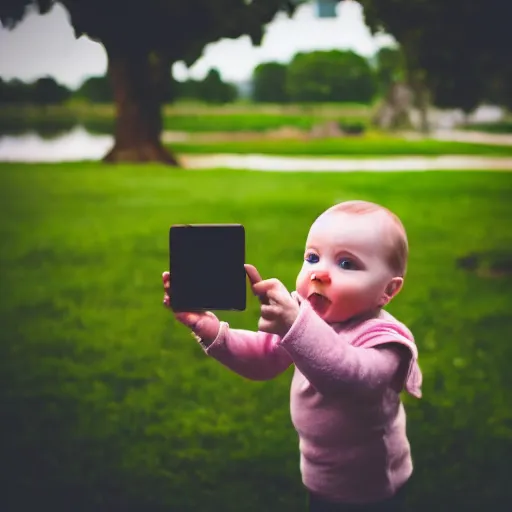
[[305, 253, 319, 264], [338, 258, 357, 270]]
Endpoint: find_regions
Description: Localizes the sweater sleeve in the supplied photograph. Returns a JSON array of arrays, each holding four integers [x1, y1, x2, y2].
[[277, 299, 422, 397], [200, 322, 293, 381]]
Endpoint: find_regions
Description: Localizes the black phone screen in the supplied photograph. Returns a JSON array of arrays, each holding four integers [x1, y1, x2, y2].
[[169, 224, 246, 311]]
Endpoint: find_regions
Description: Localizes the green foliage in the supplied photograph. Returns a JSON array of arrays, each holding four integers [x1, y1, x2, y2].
[[375, 46, 406, 93], [0, 78, 33, 104], [462, 121, 512, 135], [480, 69, 512, 111], [359, 0, 511, 112], [252, 50, 380, 104], [0, 57, 235, 111], [200, 69, 237, 104], [0, 1, 299, 65], [174, 79, 202, 102], [32, 76, 71, 105], [178, 69, 238, 104], [252, 62, 289, 103], [0, 76, 71, 105], [76, 75, 114, 103], [286, 50, 377, 103], [1, 164, 512, 510]]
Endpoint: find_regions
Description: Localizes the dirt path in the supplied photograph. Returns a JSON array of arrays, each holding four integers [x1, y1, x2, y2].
[[179, 154, 512, 172], [430, 130, 512, 146]]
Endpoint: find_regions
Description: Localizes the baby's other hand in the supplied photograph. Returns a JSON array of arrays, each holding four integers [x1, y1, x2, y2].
[[245, 264, 300, 338], [162, 271, 220, 343]]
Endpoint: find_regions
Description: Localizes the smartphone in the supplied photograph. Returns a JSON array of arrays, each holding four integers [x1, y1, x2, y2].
[[169, 224, 246, 311]]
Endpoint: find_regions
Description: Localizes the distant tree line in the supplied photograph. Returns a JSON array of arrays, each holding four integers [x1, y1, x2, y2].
[[0, 48, 404, 107], [1, 46, 508, 111], [172, 69, 238, 104], [0, 76, 71, 105], [0, 68, 238, 105]]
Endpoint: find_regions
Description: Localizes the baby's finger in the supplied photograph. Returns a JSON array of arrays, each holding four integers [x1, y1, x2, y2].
[[244, 264, 263, 286], [265, 285, 293, 306], [257, 317, 274, 334], [260, 304, 280, 319], [245, 264, 271, 305], [253, 278, 288, 300], [253, 278, 278, 294], [162, 271, 170, 288]]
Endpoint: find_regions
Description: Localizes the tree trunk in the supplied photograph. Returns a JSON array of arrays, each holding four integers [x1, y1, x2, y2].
[[372, 81, 414, 131], [103, 45, 179, 166], [411, 75, 431, 135]]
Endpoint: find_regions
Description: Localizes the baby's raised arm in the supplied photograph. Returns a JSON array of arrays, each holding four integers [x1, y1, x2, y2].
[[163, 271, 293, 381]]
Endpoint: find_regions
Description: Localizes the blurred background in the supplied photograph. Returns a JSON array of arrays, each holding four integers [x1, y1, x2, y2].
[[0, 1, 511, 511]]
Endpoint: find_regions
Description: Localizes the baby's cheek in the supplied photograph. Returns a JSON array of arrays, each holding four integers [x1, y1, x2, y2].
[[334, 281, 368, 308], [295, 270, 309, 296]]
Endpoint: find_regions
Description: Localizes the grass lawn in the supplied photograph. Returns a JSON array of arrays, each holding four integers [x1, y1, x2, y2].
[[162, 114, 368, 133], [168, 137, 512, 157], [0, 103, 371, 136], [1, 163, 511, 512], [463, 120, 512, 134]]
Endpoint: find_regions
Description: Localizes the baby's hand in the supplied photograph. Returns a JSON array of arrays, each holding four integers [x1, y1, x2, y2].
[[245, 264, 300, 338], [162, 271, 221, 343]]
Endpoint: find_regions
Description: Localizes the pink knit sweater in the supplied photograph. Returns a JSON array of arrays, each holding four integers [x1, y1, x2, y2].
[[201, 297, 422, 504]]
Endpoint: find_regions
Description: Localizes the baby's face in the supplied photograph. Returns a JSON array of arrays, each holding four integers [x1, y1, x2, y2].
[[296, 211, 396, 323]]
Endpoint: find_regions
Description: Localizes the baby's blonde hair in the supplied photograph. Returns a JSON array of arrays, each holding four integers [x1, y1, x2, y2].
[[324, 200, 409, 277]]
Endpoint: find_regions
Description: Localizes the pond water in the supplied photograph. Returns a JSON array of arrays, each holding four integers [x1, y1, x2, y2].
[[0, 126, 113, 162]]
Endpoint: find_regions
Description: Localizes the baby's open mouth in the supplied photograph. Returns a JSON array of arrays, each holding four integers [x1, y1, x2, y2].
[[307, 292, 331, 314]]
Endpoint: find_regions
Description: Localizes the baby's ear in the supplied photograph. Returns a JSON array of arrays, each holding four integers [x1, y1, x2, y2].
[[379, 277, 403, 307]]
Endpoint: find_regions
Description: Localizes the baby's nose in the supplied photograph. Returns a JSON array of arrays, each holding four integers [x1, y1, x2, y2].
[[310, 270, 331, 284]]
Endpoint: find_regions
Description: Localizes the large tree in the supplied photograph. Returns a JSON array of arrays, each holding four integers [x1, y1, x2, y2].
[[358, 0, 511, 117], [0, 0, 301, 165]]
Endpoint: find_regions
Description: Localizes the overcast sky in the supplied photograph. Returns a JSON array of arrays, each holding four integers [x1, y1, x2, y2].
[[0, 0, 395, 89]]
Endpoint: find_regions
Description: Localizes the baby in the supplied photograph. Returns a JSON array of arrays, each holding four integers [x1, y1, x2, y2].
[[163, 200, 422, 511]]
